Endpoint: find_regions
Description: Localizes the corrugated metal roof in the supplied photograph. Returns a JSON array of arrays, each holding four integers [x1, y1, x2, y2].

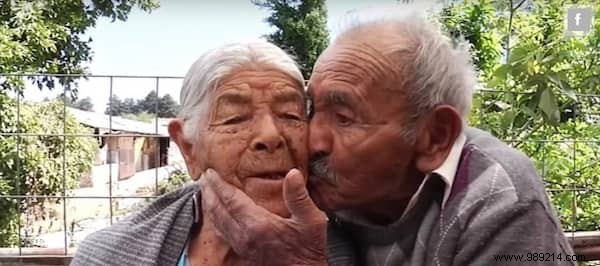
[[67, 107, 169, 136]]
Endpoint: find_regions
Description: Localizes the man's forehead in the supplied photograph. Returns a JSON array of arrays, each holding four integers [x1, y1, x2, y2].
[[310, 50, 387, 92]]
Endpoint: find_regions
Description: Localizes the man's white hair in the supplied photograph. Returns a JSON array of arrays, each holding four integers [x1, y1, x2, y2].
[[334, 3, 477, 142], [179, 39, 304, 140]]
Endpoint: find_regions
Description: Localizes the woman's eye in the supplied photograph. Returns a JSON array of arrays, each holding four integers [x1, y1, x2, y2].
[[223, 116, 246, 125], [282, 113, 301, 120]]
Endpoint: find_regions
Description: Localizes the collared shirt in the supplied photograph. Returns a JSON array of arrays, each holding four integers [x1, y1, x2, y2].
[[399, 133, 466, 220]]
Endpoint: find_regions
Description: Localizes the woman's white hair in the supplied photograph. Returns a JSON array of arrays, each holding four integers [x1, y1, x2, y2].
[[334, 3, 478, 142], [179, 39, 304, 140]]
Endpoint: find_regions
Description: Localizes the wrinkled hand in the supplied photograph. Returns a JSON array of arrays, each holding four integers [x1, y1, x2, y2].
[[199, 168, 328, 266]]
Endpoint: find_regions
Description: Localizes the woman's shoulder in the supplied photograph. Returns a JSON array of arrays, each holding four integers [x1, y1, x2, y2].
[[70, 183, 199, 266]]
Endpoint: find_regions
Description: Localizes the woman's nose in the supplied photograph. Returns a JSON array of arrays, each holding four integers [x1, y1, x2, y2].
[[250, 114, 285, 153]]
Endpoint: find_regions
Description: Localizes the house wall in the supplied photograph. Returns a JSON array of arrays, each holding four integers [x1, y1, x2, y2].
[[134, 137, 146, 172], [106, 137, 119, 164], [95, 134, 172, 181], [117, 136, 135, 180], [142, 138, 159, 170]]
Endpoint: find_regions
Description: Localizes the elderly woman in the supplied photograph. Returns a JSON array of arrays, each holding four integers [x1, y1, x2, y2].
[[70, 40, 309, 265]]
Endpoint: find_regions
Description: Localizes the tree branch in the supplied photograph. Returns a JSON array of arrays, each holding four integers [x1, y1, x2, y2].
[[504, 0, 526, 65]]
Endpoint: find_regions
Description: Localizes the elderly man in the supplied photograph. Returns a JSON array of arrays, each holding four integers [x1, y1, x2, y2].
[[199, 8, 576, 266], [70, 40, 319, 265]]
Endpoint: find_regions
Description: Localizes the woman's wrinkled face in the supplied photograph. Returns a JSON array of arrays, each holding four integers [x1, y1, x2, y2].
[[194, 66, 308, 217]]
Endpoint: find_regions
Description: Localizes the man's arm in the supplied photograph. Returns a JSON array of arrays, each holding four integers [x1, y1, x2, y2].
[[453, 200, 577, 266], [199, 169, 328, 266]]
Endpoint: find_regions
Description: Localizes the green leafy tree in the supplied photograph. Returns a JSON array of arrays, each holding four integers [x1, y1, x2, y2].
[[438, 0, 600, 231], [0, 0, 159, 94], [253, 0, 329, 79], [0, 99, 98, 247], [122, 98, 141, 114], [71, 96, 94, 112], [0, 0, 158, 246], [104, 95, 124, 116], [136, 91, 179, 117], [105, 92, 179, 118], [138, 90, 159, 114], [59, 95, 94, 112], [158, 94, 179, 117]]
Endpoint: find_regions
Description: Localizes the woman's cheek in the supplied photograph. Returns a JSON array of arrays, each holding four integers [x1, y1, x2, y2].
[[204, 131, 251, 189]]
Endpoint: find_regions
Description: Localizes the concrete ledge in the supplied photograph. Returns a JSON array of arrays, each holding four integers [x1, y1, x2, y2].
[[567, 231, 600, 261], [0, 232, 599, 264]]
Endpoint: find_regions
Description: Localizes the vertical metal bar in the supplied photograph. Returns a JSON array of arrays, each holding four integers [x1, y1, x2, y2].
[[571, 105, 578, 237], [16, 88, 22, 256], [478, 92, 484, 130], [154, 77, 159, 195], [109, 77, 114, 225], [571, 188, 576, 235], [62, 82, 68, 255], [541, 141, 546, 183]]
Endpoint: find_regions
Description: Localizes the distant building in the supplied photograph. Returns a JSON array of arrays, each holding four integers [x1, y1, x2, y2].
[[68, 108, 181, 183]]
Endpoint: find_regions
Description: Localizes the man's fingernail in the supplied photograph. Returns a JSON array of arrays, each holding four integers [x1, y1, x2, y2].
[[286, 168, 304, 188], [206, 168, 217, 177], [287, 168, 300, 178]]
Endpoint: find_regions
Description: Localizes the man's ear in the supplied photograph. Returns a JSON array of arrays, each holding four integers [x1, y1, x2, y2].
[[168, 119, 201, 178], [414, 105, 462, 173]]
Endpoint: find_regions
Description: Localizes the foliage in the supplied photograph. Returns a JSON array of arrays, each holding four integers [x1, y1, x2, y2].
[[69, 96, 94, 112], [156, 169, 191, 196], [158, 94, 179, 118], [1, 0, 158, 245], [253, 0, 329, 79], [105, 95, 124, 116], [0, 0, 159, 95], [105, 91, 180, 118], [0, 97, 98, 247], [439, 0, 600, 231], [53, 95, 94, 112], [138, 90, 159, 114]]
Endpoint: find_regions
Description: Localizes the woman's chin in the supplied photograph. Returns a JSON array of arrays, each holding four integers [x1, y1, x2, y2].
[[243, 177, 290, 218]]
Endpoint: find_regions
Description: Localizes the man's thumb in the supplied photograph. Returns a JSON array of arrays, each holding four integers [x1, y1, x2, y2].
[[283, 169, 321, 222]]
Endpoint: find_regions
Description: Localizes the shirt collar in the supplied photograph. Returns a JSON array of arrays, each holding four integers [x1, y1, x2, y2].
[[400, 133, 466, 219], [435, 133, 466, 207]]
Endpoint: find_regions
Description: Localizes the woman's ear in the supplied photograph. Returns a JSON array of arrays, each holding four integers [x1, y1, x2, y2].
[[168, 119, 201, 178]]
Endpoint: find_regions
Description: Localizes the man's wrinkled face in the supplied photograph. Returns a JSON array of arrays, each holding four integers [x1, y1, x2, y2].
[[306, 34, 424, 216], [178, 66, 308, 218]]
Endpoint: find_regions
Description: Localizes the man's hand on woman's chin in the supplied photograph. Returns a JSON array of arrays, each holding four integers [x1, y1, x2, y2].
[[199, 168, 328, 266]]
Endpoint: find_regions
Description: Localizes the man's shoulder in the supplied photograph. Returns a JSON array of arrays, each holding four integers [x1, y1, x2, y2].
[[431, 128, 575, 265], [462, 127, 547, 203], [443, 127, 559, 228]]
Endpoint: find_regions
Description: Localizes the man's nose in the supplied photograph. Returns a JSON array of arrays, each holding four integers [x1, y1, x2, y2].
[[309, 114, 332, 157], [250, 114, 284, 153]]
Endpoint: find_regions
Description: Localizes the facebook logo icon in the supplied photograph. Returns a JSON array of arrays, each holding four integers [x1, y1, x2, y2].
[[566, 6, 594, 35]]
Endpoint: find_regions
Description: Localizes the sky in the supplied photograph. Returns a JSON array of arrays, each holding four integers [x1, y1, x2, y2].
[[23, 0, 404, 113]]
